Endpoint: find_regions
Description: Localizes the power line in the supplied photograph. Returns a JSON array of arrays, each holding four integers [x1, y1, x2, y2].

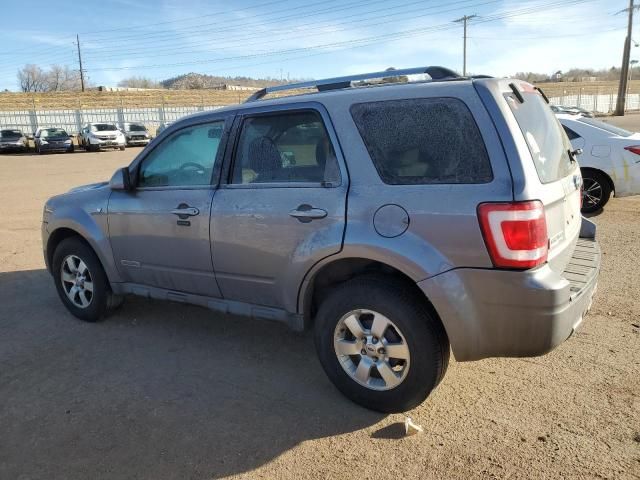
[[82, 0, 503, 61], [82, 0, 392, 50], [80, 0, 293, 36], [85, 0, 348, 44], [84, 0, 599, 72]]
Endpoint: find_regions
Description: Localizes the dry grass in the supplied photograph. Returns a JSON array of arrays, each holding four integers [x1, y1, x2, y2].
[[1, 80, 639, 111], [0, 89, 251, 110]]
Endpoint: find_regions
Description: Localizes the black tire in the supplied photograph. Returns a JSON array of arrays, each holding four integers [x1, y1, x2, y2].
[[52, 237, 119, 322], [119, 146, 125, 151], [68, 144, 75, 153], [581, 170, 612, 214], [314, 276, 450, 412]]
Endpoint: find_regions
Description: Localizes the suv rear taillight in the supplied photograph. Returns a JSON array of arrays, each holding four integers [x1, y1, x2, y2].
[[477, 201, 548, 269]]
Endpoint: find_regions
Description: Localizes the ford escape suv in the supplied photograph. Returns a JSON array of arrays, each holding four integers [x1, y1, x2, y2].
[[42, 66, 600, 412]]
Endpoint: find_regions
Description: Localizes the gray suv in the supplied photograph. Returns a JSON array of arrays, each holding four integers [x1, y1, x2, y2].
[[42, 67, 600, 412]]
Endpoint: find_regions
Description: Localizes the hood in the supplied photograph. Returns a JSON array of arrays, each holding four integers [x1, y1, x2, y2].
[[67, 181, 109, 193]]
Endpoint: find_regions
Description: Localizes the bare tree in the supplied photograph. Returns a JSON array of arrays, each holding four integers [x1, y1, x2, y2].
[[117, 76, 160, 89], [17, 64, 82, 92], [17, 64, 48, 92], [47, 65, 82, 91]]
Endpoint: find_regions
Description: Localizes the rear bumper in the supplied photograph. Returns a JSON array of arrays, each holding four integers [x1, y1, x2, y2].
[[419, 234, 600, 362]]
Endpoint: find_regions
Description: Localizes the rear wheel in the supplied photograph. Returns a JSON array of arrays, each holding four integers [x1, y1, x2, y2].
[[52, 237, 120, 322], [314, 276, 449, 412], [119, 146, 125, 151], [581, 170, 611, 213]]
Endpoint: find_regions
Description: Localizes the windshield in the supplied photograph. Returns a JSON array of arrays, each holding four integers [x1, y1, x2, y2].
[[578, 117, 634, 137], [0, 129, 22, 139], [505, 89, 574, 184], [91, 124, 117, 132], [128, 124, 146, 132], [41, 128, 68, 138]]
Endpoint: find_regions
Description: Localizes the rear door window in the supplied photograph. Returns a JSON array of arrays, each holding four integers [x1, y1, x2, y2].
[[350, 98, 492, 185], [230, 110, 340, 185], [505, 88, 573, 183]]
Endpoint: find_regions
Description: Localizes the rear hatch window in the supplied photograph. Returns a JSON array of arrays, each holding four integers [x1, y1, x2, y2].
[[350, 98, 493, 185], [504, 84, 581, 272], [504, 88, 573, 184]]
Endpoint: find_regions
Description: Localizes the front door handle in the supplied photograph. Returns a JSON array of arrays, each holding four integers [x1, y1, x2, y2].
[[289, 204, 327, 223], [171, 206, 200, 217]]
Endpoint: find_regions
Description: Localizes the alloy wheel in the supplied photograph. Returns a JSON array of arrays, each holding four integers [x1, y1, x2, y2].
[[333, 309, 410, 391], [582, 177, 603, 209], [60, 254, 94, 308]]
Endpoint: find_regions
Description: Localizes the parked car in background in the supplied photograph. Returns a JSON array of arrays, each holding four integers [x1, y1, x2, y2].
[[551, 105, 594, 117], [78, 123, 126, 151], [34, 128, 74, 154], [156, 122, 172, 136], [42, 67, 600, 413], [557, 113, 640, 213], [0, 129, 28, 153], [120, 122, 151, 147]]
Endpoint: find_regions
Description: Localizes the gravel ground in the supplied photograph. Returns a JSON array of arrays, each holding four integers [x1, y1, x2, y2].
[[0, 147, 638, 480]]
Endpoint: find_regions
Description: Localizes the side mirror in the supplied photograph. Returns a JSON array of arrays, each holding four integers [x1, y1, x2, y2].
[[109, 167, 133, 191]]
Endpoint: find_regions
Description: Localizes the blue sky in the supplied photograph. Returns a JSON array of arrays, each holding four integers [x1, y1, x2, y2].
[[0, 0, 629, 91]]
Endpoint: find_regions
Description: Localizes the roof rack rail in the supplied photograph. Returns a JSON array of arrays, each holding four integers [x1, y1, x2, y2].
[[245, 66, 461, 102]]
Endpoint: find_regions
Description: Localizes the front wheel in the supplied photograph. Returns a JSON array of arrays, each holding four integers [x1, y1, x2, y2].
[[52, 237, 120, 322], [314, 276, 449, 412], [581, 170, 612, 214], [119, 146, 125, 151]]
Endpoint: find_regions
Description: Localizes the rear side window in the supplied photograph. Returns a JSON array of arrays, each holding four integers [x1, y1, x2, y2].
[[505, 89, 573, 183], [231, 110, 340, 185], [350, 98, 492, 185], [562, 125, 581, 140]]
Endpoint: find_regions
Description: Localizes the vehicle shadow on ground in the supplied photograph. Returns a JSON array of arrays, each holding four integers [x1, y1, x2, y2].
[[0, 269, 383, 480]]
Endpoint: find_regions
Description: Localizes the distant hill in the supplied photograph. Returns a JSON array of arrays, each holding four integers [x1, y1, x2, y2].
[[160, 73, 307, 90]]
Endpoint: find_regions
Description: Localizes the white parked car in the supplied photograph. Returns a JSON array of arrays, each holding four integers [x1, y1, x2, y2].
[[78, 123, 126, 152], [557, 113, 640, 213]]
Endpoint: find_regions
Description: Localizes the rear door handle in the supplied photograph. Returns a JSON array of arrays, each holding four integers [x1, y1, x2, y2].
[[171, 206, 200, 217], [289, 204, 327, 223]]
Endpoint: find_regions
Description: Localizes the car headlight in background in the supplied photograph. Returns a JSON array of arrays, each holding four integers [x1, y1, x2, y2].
[[64, 139, 72, 144], [18, 137, 26, 144], [40, 139, 48, 145]]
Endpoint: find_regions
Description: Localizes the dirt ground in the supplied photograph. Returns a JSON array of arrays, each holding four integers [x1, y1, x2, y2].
[[0, 144, 639, 480]]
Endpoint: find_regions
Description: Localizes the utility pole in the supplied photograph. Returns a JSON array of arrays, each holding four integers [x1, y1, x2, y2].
[[453, 14, 477, 76], [76, 34, 85, 92], [615, 1, 639, 115]]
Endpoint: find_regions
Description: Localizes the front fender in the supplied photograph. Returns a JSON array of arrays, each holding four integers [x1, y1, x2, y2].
[[44, 196, 121, 283]]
